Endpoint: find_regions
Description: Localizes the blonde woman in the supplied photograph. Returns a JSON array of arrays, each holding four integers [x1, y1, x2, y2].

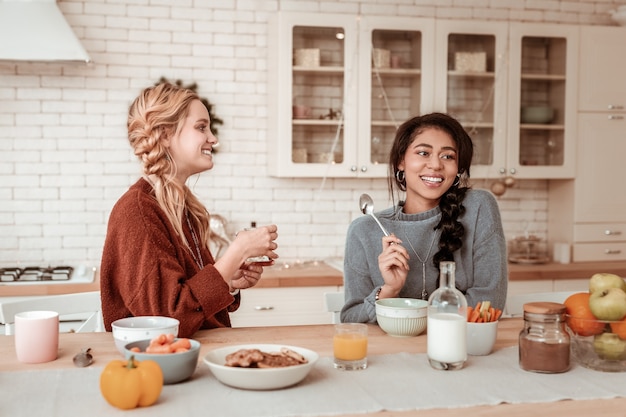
[[101, 83, 278, 337]]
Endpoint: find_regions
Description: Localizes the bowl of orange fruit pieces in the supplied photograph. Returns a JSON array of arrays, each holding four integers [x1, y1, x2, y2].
[[124, 334, 200, 384], [466, 301, 502, 356]]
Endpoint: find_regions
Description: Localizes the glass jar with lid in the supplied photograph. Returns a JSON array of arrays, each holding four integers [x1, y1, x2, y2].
[[518, 301, 570, 373]]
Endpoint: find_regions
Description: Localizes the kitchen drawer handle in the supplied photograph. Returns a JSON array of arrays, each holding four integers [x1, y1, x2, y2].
[[604, 249, 622, 255], [608, 114, 624, 120], [607, 104, 625, 110], [604, 230, 622, 236], [254, 306, 274, 311]]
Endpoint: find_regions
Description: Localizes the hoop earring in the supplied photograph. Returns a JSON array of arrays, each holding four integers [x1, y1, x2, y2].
[[452, 173, 461, 187], [395, 170, 405, 184]]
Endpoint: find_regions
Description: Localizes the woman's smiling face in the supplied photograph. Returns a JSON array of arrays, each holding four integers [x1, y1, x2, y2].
[[166, 99, 218, 184], [398, 127, 459, 213]]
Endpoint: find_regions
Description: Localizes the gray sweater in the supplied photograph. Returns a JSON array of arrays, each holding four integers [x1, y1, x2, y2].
[[341, 189, 508, 323]]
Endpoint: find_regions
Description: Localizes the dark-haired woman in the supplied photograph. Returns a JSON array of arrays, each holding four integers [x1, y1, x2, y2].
[[341, 113, 507, 323]]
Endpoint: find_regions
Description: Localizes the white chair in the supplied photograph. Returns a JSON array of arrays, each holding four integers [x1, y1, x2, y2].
[[324, 291, 345, 324], [0, 291, 103, 335], [503, 290, 577, 318]]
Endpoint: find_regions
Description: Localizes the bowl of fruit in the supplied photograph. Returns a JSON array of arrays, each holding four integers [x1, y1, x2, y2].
[[564, 273, 626, 372]]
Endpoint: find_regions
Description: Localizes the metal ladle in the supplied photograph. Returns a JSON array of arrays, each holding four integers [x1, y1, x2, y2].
[[359, 193, 390, 237]]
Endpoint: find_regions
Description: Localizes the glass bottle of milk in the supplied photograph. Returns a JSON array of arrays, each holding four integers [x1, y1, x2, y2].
[[427, 261, 467, 370]]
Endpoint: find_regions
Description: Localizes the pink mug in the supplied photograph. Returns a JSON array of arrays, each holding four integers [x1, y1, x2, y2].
[[14, 310, 59, 363], [292, 105, 312, 119]]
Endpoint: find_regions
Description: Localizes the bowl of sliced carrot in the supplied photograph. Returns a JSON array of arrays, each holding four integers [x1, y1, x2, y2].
[[466, 301, 502, 356], [124, 334, 200, 384]]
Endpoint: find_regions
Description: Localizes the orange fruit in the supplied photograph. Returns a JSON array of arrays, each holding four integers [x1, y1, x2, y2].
[[564, 292, 606, 336], [610, 317, 626, 340]]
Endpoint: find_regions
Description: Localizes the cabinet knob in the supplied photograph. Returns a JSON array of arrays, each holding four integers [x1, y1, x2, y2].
[[254, 306, 274, 311], [608, 104, 625, 110], [604, 249, 622, 255], [608, 114, 625, 120], [604, 230, 622, 236], [350, 165, 357, 172], [360, 166, 368, 172]]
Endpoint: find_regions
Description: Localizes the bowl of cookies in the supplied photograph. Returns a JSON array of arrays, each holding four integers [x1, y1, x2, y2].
[[203, 344, 318, 390]]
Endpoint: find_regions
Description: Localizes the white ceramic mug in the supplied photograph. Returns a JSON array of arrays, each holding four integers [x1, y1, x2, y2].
[[15, 310, 59, 363]]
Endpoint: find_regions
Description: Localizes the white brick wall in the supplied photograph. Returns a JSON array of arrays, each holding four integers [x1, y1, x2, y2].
[[0, 0, 624, 266]]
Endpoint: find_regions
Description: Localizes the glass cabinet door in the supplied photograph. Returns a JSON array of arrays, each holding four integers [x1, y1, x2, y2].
[[434, 21, 509, 179], [358, 17, 435, 178], [507, 23, 578, 179], [268, 13, 358, 178], [291, 24, 347, 167], [518, 36, 566, 168]]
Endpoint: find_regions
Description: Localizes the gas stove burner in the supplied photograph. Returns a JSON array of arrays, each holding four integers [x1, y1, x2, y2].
[[0, 266, 74, 282]]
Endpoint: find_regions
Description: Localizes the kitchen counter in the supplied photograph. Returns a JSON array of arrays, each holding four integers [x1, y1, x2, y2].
[[2, 260, 624, 296], [507, 260, 626, 280], [0, 276, 100, 297], [260, 260, 626, 287]]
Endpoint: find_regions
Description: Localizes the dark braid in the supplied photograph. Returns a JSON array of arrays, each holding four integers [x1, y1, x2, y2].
[[387, 112, 474, 272], [433, 184, 468, 268]]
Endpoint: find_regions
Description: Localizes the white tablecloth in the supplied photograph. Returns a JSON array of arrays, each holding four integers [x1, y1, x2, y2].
[[2, 347, 625, 417]]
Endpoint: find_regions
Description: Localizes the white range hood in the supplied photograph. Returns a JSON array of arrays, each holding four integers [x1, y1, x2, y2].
[[0, 0, 91, 63]]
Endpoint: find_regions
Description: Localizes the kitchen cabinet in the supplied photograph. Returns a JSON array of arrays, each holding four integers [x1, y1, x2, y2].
[[578, 26, 626, 112], [357, 17, 435, 177], [508, 278, 588, 297], [268, 13, 579, 179], [433, 20, 509, 179], [504, 23, 578, 179], [267, 13, 358, 178], [267, 12, 433, 178], [229, 285, 342, 327], [549, 25, 626, 262], [436, 21, 578, 179], [432, 21, 577, 180]]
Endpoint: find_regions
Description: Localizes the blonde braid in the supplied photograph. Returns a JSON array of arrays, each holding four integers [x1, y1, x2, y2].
[[127, 83, 211, 250]]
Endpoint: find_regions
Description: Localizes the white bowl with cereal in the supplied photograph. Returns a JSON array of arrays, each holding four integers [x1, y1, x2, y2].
[[203, 344, 318, 390]]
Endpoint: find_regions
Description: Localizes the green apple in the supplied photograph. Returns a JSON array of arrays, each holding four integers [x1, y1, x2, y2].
[[589, 273, 626, 294], [593, 332, 626, 360], [589, 288, 626, 321]]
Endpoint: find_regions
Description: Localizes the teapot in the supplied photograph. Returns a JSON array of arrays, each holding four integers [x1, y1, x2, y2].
[[608, 5, 626, 26]]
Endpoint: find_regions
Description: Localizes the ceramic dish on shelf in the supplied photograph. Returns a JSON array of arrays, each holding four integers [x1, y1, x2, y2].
[[520, 106, 555, 124], [203, 344, 319, 390], [508, 255, 551, 265]]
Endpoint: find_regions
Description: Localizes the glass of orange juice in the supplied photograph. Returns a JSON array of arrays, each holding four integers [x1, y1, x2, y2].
[[333, 323, 368, 370]]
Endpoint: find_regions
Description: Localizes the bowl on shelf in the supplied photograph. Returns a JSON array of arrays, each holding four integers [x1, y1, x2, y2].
[[124, 338, 200, 384], [609, 6, 626, 26], [375, 298, 428, 337], [566, 316, 626, 372], [520, 106, 555, 124], [112, 316, 180, 354]]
